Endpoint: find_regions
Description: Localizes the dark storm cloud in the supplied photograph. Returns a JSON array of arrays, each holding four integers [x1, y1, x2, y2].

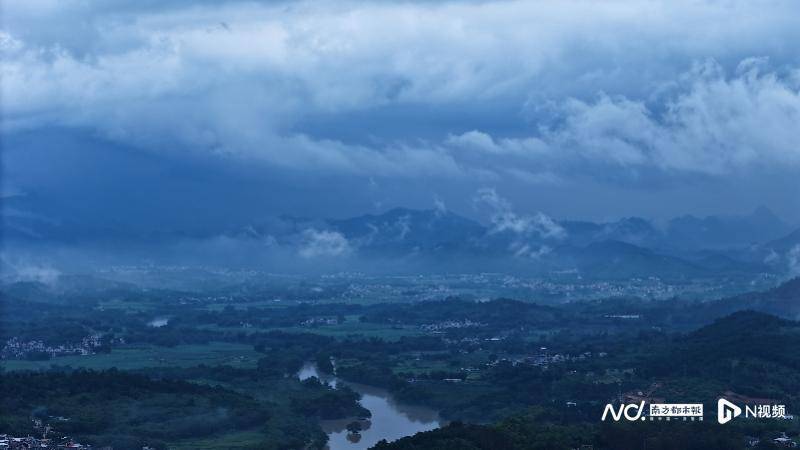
[[2, 0, 800, 225]]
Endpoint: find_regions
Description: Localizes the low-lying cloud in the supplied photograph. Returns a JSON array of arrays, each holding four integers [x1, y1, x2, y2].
[[475, 188, 565, 240], [1, 256, 62, 284], [474, 188, 563, 259], [299, 229, 352, 258]]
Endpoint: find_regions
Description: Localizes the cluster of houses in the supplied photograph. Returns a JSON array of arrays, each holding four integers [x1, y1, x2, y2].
[[510, 350, 607, 368], [746, 432, 798, 448], [420, 319, 486, 332], [0, 434, 90, 449], [300, 316, 341, 326], [1, 334, 103, 360]]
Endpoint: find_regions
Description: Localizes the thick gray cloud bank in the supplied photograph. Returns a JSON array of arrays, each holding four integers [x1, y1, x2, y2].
[[2, 0, 800, 227]]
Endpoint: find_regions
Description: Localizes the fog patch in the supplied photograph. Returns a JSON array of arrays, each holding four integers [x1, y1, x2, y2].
[[0, 256, 61, 284], [299, 229, 352, 258]]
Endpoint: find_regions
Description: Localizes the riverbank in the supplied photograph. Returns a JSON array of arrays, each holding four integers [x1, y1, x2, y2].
[[298, 363, 442, 450]]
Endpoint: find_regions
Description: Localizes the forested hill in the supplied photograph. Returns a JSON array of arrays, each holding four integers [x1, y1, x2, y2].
[[371, 310, 800, 450], [642, 311, 800, 404], [658, 310, 800, 372], [720, 277, 800, 319]]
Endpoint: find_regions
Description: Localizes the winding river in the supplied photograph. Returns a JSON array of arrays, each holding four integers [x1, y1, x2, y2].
[[297, 363, 442, 450]]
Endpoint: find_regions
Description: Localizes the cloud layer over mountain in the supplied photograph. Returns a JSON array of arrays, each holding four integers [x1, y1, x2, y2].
[[2, 0, 799, 235]]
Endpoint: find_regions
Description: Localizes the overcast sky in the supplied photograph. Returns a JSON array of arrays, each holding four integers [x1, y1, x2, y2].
[[3, 0, 800, 232]]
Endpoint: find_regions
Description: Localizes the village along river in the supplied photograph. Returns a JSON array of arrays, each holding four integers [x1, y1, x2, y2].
[[297, 363, 442, 450]]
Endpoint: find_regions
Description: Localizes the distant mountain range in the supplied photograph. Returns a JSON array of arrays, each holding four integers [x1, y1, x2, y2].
[[4, 204, 799, 278], [315, 207, 797, 277]]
